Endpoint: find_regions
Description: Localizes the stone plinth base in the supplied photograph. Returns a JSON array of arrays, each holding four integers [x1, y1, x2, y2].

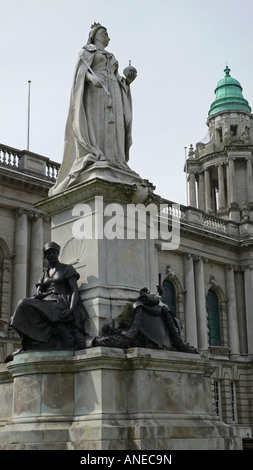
[[35, 171, 158, 337], [0, 348, 241, 450]]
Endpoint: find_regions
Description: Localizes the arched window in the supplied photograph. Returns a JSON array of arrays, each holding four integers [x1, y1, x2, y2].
[[207, 289, 221, 346], [162, 280, 177, 316]]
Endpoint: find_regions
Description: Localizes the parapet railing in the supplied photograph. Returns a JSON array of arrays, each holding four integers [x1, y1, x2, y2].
[[208, 345, 230, 358], [0, 143, 60, 181], [202, 213, 228, 234], [0, 145, 20, 168], [159, 200, 239, 239]]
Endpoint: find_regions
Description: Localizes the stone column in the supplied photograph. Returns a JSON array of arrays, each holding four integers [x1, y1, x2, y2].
[[246, 158, 253, 202], [218, 164, 225, 210], [228, 159, 235, 204], [226, 163, 231, 207], [184, 253, 198, 347], [225, 265, 240, 357], [198, 172, 205, 211], [234, 269, 247, 355], [29, 212, 44, 296], [243, 264, 253, 356], [0, 257, 12, 334], [12, 209, 28, 310], [194, 256, 208, 351], [204, 168, 212, 212], [189, 173, 197, 208], [227, 158, 240, 221]]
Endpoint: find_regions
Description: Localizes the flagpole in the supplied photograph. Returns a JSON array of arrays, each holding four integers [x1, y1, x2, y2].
[[27, 80, 31, 151], [184, 146, 189, 206]]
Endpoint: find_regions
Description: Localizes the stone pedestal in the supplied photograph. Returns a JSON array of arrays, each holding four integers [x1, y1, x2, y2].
[[0, 348, 241, 450], [35, 164, 158, 336]]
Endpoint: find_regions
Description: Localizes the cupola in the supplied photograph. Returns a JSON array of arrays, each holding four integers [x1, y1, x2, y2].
[[185, 65, 253, 223], [208, 66, 251, 116]]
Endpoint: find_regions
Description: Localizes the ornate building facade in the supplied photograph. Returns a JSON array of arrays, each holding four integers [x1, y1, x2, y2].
[[156, 66, 253, 442]]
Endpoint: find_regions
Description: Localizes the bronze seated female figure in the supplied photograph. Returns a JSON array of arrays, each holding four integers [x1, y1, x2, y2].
[[10, 242, 89, 352]]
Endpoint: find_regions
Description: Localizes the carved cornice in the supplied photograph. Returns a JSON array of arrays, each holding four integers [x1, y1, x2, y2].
[[0, 166, 53, 193], [35, 178, 153, 216], [186, 146, 253, 172], [178, 220, 240, 250]]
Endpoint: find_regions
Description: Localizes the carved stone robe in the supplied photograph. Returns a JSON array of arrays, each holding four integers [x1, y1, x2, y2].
[[50, 45, 133, 195]]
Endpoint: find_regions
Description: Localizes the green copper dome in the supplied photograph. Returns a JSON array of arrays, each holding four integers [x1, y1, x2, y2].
[[208, 66, 251, 116]]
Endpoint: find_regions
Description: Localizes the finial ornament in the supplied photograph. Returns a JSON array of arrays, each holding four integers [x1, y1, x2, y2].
[[188, 144, 195, 157], [224, 65, 231, 76]]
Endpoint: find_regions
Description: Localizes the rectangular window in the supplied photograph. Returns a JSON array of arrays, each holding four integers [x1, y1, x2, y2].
[[230, 382, 237, 422], [214, 381, 221, 417], [217, 128, 223, 143], [230, 125, 238, 136]]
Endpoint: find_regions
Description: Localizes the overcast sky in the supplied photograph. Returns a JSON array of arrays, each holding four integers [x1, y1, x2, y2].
[[1, 0, 253, 205]]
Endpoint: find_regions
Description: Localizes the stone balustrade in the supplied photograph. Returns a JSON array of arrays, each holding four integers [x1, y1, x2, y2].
[[159, 200, 233, 238], [208, 346, 230, 359], [203, 213, 228, 233], [0, 143, 60, 181]]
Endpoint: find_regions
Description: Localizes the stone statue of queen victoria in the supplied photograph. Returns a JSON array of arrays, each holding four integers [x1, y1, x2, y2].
[[50, 22, 137, 196]]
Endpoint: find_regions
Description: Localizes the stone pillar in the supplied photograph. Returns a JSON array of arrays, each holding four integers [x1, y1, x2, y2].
[[204, 168, 212, 212], [12, 209, 28, 310], [226, 163, 231, 207], [198, 172, 205, 211], [194, 256, 208, 351], [225, 265, 240, 357], [228, 159, 235, 204], [184, 253, 198, 347], [243, 264, 253, 356], [234, 269, 247, 355], [0, 258, 12, 334], [189, 173, 197, 208], [29, 213, 44, 296], [218, 164, 225, 210], [227, 158, 240, 222], [246, 158, 253, 203]]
